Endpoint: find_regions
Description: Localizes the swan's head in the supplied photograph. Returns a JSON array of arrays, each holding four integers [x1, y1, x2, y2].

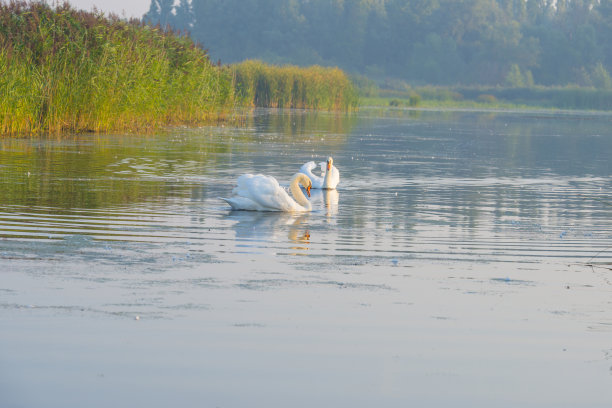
[[326, 157, 333, 171]]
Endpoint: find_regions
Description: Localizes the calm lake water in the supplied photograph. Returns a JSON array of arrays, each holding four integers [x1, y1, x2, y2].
[[1, 108, 612, 407]]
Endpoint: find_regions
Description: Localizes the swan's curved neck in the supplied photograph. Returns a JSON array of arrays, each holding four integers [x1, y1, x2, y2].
[[323, 165, 332, 187], [290, 174, 311, 210]]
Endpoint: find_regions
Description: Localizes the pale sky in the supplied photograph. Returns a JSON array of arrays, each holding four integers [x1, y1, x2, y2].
[[60, 0, 151, 19]]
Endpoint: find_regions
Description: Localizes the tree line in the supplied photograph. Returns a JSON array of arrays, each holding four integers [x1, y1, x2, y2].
[[145, 0, 612, 87]]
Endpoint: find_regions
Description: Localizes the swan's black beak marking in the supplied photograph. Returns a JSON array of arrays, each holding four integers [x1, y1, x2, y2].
[[307, 185, 311, 197]]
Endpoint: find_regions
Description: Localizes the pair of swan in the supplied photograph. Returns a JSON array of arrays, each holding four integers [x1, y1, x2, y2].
[[221, 157, 339, 212]]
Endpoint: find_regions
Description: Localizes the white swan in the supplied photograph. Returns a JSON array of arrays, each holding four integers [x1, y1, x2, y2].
[[299, 157, 340, 189], [221, 173, 312, 212]]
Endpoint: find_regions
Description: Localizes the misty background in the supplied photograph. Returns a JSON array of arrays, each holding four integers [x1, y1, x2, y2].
[[143, 0, 612, 88]]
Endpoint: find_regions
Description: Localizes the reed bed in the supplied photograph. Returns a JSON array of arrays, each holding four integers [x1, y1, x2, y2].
[[0, 2, 358, 135], [0, 1, 233, 135], [232, 60, 359, 112]]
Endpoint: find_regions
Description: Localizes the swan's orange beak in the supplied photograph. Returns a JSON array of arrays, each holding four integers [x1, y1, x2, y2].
[[327, 161, 331, 171], [306, 185, 311, 197]]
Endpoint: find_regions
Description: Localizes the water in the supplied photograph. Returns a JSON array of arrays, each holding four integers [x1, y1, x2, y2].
[[1, 108, 611, 407]]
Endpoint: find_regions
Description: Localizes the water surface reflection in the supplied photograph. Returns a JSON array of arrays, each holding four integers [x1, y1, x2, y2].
[[1, 109, 612, 408]]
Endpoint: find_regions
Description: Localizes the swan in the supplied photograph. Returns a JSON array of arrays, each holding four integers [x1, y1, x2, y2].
[[221, 173, 312, 212], [299, 157, 340, 189], [299, 157, 339, 189]]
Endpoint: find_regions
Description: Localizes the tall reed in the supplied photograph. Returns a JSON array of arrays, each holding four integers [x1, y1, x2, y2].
[[0, 1, 233, 135], [0, 3, 359, 136], [231, 60, 359, 111]]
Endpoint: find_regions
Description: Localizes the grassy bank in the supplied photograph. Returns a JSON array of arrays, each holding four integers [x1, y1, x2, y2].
[[0, 2, 358, 136], [362, 84, 612, 112], [0, 1, 235, 135], [232, 60, 359, 112], [455, 86, 612, 111]]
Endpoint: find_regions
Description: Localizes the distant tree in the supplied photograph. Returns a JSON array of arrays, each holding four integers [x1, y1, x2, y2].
[[505, 64, 524, 87], [595, 0, 612, 67], [144, 0, 175, 26], [575, 66, 593, 87], [591, 62, 612, 89], [524, 69, 535, 86], [174, 0, 196, 30]]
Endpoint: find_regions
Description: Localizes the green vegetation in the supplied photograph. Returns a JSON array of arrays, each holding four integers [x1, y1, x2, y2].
[[360, 84, 612, 112], [0, 2, 357, 136], [456, 86, 612, 111], [0, 1, 234, 135], [231, 60, 358, 111], [148, 0, 612, 88]]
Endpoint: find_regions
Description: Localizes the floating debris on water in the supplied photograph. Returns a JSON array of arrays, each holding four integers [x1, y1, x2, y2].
[[491, 277, 535, 286]]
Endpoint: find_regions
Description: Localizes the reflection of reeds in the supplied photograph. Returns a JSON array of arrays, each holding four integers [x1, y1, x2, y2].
[[0, 1, 233, 135], [231, 60, 359, 111]]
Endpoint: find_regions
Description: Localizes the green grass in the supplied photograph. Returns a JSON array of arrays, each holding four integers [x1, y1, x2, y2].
[[231, 60, 359, 112]]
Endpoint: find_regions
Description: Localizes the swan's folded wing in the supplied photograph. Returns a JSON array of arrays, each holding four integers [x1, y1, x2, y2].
[[233, 174, 256, 196], [240, 174, 289, 211], [269, 187, 299, 211], [300, 161, 317, 173], [234, 174, 275, 196], [300, 161, 324, 188]]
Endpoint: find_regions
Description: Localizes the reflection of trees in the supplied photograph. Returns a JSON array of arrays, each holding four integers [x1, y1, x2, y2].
[[0, 132, 232, 209], [333, 110, 612, 251], [245, 108, 357, 145], [5, 108, 608, 242], [0, 109, 356, 210]]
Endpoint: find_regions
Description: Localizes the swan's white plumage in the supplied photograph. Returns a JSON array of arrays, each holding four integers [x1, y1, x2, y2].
[[221, 173, 312, 212], [299, 157, 340, 189]]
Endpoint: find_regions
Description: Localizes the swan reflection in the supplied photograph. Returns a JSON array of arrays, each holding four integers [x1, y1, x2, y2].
[[225, 211, 310, 251], [310, 188, 339, 217], [223, 188, 337, 253], [287, 215, 311, 253]]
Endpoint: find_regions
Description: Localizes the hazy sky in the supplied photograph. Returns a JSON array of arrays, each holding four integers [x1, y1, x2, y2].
[[61, 0, 151, 18]]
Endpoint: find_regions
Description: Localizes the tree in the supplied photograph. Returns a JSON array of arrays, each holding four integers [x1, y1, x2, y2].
[[144, 0, 176, 27], [505, 64, 524, 87], [591, 62, 612, 88]]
